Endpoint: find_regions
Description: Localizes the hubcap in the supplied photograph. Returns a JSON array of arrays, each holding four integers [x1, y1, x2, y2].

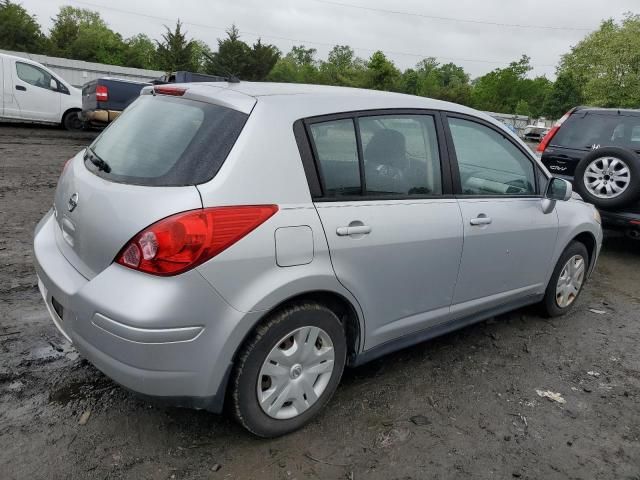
[[583, 157, 630, 199], [257, 326, 335, 420], [555, 254, 586, 308]]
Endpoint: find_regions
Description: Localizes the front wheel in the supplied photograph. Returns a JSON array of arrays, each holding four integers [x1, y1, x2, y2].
[[230, 302, 347, 437], [541, 241, 589, 317]]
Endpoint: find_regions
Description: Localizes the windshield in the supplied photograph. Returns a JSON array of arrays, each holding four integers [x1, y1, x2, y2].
[[87, 95, 248, 186]]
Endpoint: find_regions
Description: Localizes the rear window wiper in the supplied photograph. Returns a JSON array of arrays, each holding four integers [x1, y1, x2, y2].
[[86, 147, 111, 173]]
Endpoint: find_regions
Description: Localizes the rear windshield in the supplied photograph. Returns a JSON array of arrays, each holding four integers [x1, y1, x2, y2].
[[552, 112, 640, 151], [86, 95, 248, 186]]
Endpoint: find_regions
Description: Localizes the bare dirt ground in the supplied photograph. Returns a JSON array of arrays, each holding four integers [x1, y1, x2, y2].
[[1, 125, 639, 480]]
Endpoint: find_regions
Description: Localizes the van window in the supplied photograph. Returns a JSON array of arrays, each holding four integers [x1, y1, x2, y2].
[[16, 62, 55, 90], [552, 112, 640, 150], [87, 95, 247, 186]]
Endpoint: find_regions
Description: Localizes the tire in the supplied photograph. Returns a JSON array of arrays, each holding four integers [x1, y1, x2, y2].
[[62, 110, 83, 131], [541, 241, 589, 317], [573, 147, 640, 209], [230, 302, 347, 437]]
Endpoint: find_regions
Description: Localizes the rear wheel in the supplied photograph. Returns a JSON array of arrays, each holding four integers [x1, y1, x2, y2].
[[62, 110, 83, 131], [230, 302, 346, 437], [541, 241, 589, 317], [573, 147, 640, 209]]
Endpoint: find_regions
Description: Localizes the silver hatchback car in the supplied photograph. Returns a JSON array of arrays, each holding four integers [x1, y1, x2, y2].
[[34, 82, 602, 437]]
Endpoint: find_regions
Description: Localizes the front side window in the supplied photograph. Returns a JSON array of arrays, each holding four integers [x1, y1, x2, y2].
[[16, 62, 54, 90], [448, 117, 536, 196], [309, 114, 442, 198]]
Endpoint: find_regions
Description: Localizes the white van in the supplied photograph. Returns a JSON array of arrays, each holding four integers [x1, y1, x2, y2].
[[0, 53, 82, 130]]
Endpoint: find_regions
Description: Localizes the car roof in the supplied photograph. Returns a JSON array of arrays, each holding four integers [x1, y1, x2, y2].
[[573, 106, 640, 115], [180, 81, 481, 117]]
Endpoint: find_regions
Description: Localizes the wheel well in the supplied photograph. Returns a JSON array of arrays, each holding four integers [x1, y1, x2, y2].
[[240, 291, 362, 364], [62, 108, 81, 121], [572, 231, 596, 266]]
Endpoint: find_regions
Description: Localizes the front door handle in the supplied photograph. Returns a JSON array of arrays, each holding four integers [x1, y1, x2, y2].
[[15, 85, 26, 91], [470, 215, 492, 226], [336, 225, 371, 236]]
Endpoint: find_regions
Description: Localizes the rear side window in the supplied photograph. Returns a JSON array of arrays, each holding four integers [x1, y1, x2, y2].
[[87, 95, 247, 186], [309, 114, 442, 198], [552, 112, 640, 151], [309, 119, 360, 196]]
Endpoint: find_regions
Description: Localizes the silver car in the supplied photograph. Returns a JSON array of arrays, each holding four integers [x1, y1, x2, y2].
[[34, 82, 602, 437]]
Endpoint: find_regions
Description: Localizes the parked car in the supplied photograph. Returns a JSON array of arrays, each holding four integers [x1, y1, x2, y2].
[[0, 53, 82, 130], [34, 82, 602, 437], [81, 71, 226, 126], [81, 77, 149, 126], [522, 125, 549, 142], [538, 107, 640, 238]]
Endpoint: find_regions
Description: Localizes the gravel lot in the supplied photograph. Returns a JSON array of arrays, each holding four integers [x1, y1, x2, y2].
[[1, 125, 639, 480]]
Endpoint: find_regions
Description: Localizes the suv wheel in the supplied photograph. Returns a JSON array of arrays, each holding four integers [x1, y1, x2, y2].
[[230, 302, 347, 437], [574, 147, 640, 209], [541, 241, 589, 317]]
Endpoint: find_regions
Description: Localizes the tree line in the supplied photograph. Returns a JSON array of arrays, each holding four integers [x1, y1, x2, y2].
[[1, 0, 638, 120]]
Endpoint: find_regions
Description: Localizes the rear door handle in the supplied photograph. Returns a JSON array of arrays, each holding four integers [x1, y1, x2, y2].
[[336, 225, 371, 236], [470, 215, 492, 226], [15, 85, 26, 91]]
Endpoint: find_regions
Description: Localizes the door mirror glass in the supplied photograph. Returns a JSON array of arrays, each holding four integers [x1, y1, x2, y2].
[[50, 78, 58, 91], [545, 177, 572, 201]]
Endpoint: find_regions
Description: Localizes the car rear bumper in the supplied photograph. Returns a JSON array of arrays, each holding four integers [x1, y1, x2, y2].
[[80, 109, 121, 125], [33, 211, 250, 412]]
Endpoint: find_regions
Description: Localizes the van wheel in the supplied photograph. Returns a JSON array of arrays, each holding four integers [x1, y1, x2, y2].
[[230, 302, 346, 437], [541, 241, 589, 317], [62, 110, 83, 131], [573, 147, 640, 209]]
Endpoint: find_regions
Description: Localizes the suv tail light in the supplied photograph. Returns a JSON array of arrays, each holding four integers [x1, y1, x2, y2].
[[96, 85, 108, 102], [537, 108, 575, 153], [115, 205, 278, 276]]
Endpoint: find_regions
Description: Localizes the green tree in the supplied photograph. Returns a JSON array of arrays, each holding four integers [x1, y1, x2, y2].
[[0, 0, 46, 53], [205, 25, 251, 77], [156, 20, 197, 73], [124, 34, 158, 70], [49, 7, 126, 64], [558, 14, 640, 107], [365, 51, 400, 91], [542, 72, 583, 119], [267, 45, 320, 83], [318, 45, 366, 86], [246, 39, 280, 81], [515, 99, 531, 116], [191, 39, 214, 72]]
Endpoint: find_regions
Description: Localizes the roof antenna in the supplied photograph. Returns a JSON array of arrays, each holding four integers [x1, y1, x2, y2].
[[226, 75, 240, 83]]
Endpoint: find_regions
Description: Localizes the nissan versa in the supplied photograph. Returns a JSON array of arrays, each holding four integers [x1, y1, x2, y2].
[[34, 82, 602, 437]]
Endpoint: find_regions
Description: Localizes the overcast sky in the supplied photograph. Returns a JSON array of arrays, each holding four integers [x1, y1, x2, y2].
[[22, 0, 638, 78]]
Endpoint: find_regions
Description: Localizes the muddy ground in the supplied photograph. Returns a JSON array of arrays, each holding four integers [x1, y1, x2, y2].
[[1, 125, 639, 480]]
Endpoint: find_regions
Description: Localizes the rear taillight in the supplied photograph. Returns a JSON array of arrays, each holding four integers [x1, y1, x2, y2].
[[115, 205, 278, 276], [153, 85, 187, 96], [537, 108, 575, 152], [96, 85, 108, 102]]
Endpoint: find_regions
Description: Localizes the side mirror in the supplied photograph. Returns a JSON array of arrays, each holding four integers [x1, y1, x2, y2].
[[50, 78, 58, 91], [545, 177, 573, 202]]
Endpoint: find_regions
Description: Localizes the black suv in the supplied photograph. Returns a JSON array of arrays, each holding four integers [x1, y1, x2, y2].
[[539, 107, 640, 239]]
